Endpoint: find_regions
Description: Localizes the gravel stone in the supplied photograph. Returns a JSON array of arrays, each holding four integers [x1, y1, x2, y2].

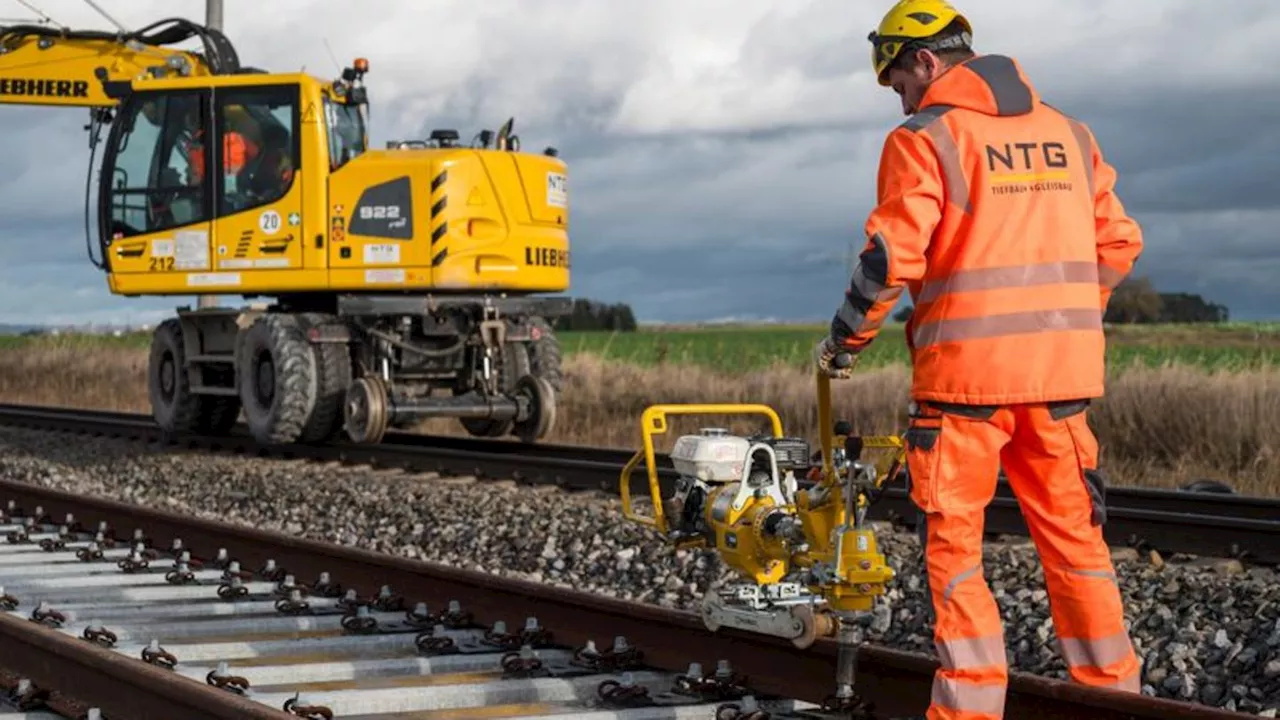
[[0, 426, 1277, 715]]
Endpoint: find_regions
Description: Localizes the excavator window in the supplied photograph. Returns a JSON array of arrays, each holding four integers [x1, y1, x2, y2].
[[213, 84, 298, 218], [104, 91, 211, 239], [322, 96, 366, 171]]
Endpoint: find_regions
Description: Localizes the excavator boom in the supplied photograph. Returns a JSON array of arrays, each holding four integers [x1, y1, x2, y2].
[[0, 17, 239, 107]]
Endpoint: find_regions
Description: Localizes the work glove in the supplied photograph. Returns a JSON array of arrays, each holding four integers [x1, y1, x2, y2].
[[813, 336, 857, 379]]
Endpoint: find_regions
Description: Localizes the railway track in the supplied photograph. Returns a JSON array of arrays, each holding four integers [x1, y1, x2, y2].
[[0, 478, 1259, 719], [0, 403, 1277, 567]]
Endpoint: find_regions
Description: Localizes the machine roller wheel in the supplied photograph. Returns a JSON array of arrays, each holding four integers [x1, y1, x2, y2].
[[344, 375, 390, 445], [788, 603, 836, 649]]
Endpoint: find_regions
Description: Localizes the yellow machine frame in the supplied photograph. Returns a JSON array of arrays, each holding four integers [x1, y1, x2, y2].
[[619, 360, 908, 621], [618, 356, 907, 709]]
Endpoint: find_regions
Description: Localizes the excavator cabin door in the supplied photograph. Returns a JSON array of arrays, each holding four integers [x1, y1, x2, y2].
[[98, 83, 305, 291]]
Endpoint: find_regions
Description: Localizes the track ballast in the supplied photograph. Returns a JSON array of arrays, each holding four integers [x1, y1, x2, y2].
[[0, 478, 1260, 719], [0, 403, 1276, 566]]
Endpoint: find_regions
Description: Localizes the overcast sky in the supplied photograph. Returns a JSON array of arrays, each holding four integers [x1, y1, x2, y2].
[[0, 0, 1275, 327]]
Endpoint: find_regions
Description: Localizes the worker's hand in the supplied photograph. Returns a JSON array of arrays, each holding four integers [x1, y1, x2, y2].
[[813, 336, 857, 379]]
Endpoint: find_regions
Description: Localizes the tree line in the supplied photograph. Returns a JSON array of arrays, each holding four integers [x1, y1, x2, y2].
[[891, 275, 1229, 324], [550, 298, 639, 331]]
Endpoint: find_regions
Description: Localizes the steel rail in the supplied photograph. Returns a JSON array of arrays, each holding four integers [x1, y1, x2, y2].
[[0, 403, 1277, 566], [0, 478, 1256, 720]]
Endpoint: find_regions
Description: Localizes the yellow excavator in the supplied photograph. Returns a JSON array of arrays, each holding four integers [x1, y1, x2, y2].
[[0, 13, 569, 446], [619, 352, 906, 711]]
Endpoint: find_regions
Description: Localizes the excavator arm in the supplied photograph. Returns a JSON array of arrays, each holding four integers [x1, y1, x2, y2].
[[0, 17, 241, 107]]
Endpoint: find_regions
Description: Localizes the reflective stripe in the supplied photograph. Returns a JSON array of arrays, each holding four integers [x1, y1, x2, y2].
[[918, 261, 1100, 304], [834, 232, 901, 340], [836, 295, 868, 330], [942, 564, 981, 602], [1097, 263, 1126, 289], [901, 103, 954, 133], [1058, 630, 1136, 670], [937, 634, 1006, 670], [963, 55, 1034, 116], [851, 262, 885, 300], [1065, 117, 1095, 197], [836, 286, 901, 333], [923, 121, 972, 214], [912, 307, 1102, 349], [1063, 566, 1117, 583], [932, 676, 1007, 715]]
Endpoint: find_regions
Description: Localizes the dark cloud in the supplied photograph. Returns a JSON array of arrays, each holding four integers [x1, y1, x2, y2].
[[1042, 83, 1280, 215], [0, 0, 1275, 327]]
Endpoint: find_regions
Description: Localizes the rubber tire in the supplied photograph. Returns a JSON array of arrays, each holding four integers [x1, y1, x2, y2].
[[459, 342, 531, 438], [235, 313, 317, 445], [526, 316, 563, 393], [296, 313, 352, 444], [148, 319, 241, 435]]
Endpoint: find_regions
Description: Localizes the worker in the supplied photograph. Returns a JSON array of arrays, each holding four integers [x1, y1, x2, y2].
[[186, 104, 259, 190], [812, 2, 1144, 718], [245, 122, 295, 201]]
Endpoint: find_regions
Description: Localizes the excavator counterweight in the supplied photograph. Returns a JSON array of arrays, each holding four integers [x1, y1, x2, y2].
[[0, 11, 570, 448]]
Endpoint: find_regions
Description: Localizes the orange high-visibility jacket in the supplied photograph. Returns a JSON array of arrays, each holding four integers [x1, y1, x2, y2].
[[833, 54, 1143, 405], [188, 130, 257, 180]]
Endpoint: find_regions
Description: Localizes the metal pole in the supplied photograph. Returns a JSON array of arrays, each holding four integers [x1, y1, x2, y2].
[[196, 0, 223, 310], [205, 0, 222, 30]]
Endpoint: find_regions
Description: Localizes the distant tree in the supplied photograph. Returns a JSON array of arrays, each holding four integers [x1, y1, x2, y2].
[[550, 298, 639, 331], [1103, 275, 1229, 324], [893, 304, 913, 322], [1104, 276, 1163, 324], [1157, 293, 1229, 323]]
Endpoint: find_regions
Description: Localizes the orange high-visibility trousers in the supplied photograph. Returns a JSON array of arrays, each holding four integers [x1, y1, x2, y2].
[[905, 398, 1141, 720]]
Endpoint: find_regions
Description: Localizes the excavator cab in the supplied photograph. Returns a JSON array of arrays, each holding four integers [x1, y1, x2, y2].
[[91, 70, 370, 285], [1, 16, 569, 449]]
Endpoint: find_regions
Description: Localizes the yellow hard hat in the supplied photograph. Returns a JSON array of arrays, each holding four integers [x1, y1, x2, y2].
[[868, 0, 972, 86]]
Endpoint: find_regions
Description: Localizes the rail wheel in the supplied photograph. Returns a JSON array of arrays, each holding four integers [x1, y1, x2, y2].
[[235, 313, 317, 445], [148, 319, 239, 435], [344, 374, 389, 445], [512, 374, 556, 443]]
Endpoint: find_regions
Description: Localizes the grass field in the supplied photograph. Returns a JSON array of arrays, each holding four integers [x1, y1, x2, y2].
[[13, 321, 1280, 371], [1, 321, 1277, 498], [564, 322, 1280, 371]]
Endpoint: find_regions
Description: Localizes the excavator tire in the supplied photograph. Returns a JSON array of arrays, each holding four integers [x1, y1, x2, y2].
[[295, 312, 352, 444], [235, 313, 317, 445], [527, 315, 563, 393], [148, 319, 240, 435]]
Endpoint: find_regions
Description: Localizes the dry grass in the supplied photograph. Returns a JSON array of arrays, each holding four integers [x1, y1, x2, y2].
[[1, 345, 1276, 497]]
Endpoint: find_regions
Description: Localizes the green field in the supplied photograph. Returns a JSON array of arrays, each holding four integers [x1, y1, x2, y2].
[[6, 321, 1279, 372], [560, 322, 1280, 372]]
